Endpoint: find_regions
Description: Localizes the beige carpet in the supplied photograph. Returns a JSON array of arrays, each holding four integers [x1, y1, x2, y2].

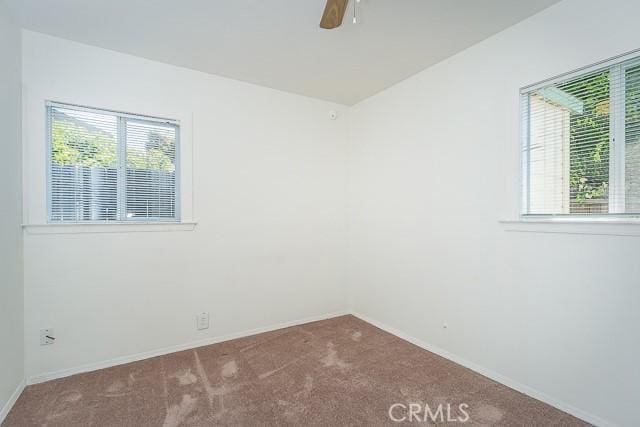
[[4, 315, 588, 426]]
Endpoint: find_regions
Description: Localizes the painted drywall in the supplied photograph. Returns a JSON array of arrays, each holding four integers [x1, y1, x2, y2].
[[22, 31, 349, 380], [347, 0, 640, 426], [0, 2, 24, 420]]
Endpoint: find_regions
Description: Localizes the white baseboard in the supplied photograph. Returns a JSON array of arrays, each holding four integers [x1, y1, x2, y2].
[[0, 379, 26, 424], [27, 309, 349, 385], [350, 311, 617, 427]]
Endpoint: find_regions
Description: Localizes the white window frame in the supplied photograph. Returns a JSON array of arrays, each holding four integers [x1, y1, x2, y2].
[[519, 53, 640, 221], [46, 101, 181, 224]]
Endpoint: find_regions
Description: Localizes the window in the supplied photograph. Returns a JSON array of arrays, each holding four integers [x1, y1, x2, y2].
[[47, 102, 179, 222], [521, 55, 640, 218]]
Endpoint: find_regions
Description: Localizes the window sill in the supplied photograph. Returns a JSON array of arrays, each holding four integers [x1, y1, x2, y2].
[[23, 222, 198, 235], [499, 218, 640, 236]]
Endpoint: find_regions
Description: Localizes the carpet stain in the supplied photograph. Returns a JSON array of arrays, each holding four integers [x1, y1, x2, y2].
[[60, 391, 83, 403], [193, 350, 216, 410], [294, 375, 314, 399], [171, 368, 198, 386], [45, 410, 68, 421], [45, 405, 68, 421], [102, 372, 137, 397], [352, 373, 371, 388], [302, 375, 313, 394], [258, 357, 302, 379], [321, 342, 350, 370], [221, 360, 238, 378], [476, 404, 504, 423], [106, 380, 125, 394], [163, 394, 197, 427], [44, 391, 85, 422], [278, 399, 306, 421]]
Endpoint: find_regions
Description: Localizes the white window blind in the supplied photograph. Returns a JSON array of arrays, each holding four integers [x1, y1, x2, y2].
[[521, 55, 640, 218], [48, 102, 179, 222]]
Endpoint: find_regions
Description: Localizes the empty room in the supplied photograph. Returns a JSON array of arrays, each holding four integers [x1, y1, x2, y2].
[[1, 0, 638, 426]]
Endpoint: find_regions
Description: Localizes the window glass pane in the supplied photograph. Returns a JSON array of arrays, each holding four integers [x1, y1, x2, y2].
[[527, 92, 572, 214], [50, 106, 118, 221], [625, 64, 640, 212], [125, 120, 177, 220], [559, 71, 610, 214], [526, 71, 610, 214]]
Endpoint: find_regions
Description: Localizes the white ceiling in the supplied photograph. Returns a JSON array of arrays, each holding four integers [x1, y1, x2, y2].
[[6, 0, 561, 105]]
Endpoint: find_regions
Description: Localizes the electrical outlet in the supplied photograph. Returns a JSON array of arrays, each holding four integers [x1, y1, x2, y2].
[[196, 313, 209, 330], [40, 329, 55, 345]]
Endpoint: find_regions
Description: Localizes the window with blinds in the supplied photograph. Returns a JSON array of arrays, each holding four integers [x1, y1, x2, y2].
[[521, 55, 640, 218], [48, 102, 179, 222]]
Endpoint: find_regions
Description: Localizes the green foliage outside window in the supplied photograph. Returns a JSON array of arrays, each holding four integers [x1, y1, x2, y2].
[[51, 120, 175, 172], [51, 120, 117, 167], [558, 71, 610, 204]]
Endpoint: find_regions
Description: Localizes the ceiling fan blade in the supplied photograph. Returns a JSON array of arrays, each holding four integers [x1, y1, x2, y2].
[[320, 0, 348, 29]]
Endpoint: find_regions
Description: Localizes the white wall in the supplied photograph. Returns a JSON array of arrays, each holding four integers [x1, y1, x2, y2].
[[22, 31, 349, 380], [347, 1, 640, 426], [0, 2, 24, 419]]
